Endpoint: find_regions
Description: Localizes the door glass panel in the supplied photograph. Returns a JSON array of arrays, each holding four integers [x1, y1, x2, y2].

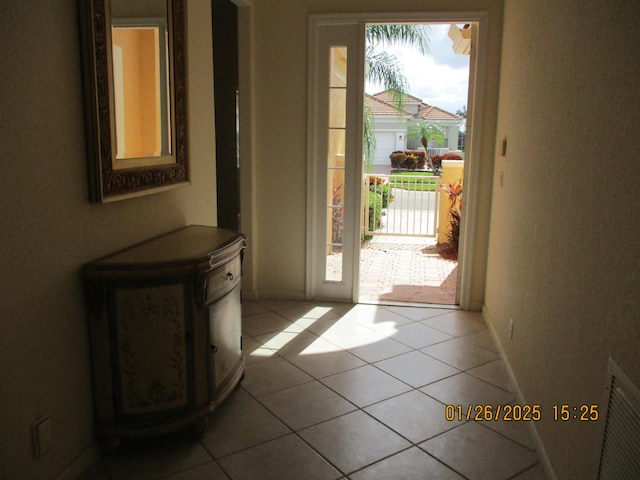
[[325, 46, 347, 282], [328, 89, 346, 128], [327, 129, 345, 168], [327, 168, 345, 206], [329, 46, 347, 87]]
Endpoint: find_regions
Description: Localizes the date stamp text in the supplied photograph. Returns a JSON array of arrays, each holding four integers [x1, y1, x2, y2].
[[445, 404, 599, 422]]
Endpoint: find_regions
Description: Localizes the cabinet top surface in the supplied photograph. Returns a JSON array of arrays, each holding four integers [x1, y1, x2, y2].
[[85, 226, 245, 269]]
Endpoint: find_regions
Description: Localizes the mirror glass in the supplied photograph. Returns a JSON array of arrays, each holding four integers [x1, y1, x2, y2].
[[79, 0, 188, 203], [111, 0, 172, 163]]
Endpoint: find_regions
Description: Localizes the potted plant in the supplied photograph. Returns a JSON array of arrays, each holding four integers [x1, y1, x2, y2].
[[438, 179, 463, 259]]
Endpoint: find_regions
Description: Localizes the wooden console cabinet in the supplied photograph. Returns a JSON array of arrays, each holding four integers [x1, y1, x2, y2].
[[82, 226, 246, 445]]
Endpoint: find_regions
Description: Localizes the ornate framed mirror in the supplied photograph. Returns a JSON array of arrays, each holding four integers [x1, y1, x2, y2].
[[79, 0, 188, 203]]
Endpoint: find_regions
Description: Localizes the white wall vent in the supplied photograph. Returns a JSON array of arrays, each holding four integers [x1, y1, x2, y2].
[[597, 358, 640, 479]]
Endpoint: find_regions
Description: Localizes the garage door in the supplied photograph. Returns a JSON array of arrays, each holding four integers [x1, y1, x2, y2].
[[374, 132, 396, 165]]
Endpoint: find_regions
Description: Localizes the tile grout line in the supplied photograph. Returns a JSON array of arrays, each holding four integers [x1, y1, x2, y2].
[[241, 331, 519, 479]]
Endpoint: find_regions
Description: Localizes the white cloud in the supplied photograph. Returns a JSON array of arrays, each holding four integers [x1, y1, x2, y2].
[[366, 24, 469, 115]]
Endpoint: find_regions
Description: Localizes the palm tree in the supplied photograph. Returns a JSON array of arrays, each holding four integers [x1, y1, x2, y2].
[[406, 121, 445, 173], [407, 121, 445, 151], [364, 24, 431, 166]]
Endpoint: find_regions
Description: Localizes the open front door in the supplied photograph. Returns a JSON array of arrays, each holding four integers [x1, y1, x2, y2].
[[306, 17, 364, 302], [306, 13, 486, 310]]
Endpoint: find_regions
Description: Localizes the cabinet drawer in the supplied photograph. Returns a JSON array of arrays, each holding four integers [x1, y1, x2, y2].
[[206, 255, 241, 303]]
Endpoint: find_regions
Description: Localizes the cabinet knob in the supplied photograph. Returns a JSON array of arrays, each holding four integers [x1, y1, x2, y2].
[[227, 272, 234, 281], [210, 344, 218, 353]]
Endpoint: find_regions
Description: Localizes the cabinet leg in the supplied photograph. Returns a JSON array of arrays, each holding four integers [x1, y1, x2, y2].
[[99, 436, 122, 453], [192, 417, 209, 439]]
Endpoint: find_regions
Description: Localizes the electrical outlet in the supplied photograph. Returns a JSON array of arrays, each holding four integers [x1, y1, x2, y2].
[[509, 318, 514, 339], [31, 416, 53, 457]]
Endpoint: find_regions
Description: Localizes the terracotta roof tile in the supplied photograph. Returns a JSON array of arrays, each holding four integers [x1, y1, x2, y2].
[[371, 90, 423, 104], [369, 90, 461, 120], [365, 94, 411, 116], [366, 90, 461, 121], [415, 104, 461, 121]]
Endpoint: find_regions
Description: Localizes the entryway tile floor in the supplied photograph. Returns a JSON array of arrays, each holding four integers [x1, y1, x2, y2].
[[81, 301, 548, 480], [359, 236, 458, 305]]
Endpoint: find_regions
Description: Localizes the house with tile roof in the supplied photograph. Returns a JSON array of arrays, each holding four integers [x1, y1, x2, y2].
[[366, 91, 462, 166]]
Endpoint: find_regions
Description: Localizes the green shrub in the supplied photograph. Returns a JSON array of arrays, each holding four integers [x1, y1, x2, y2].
[[389, 151, 406, 169], [368, 191, 382, 230], [390, 150, 428, 170], [369, 180, 393, 208], [406, 150, 426, 169], [361, 191, 383, 243], [428, 155, 442, 174], [439, 180, 463, 254], [362, 180, 392, 242], [379, 184, 393, 208], [403, 154, 418, 170]]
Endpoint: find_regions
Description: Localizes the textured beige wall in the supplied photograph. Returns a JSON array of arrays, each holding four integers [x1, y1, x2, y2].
[[251, 0, 504, 302], [0, 1, 216, 478], [486, 1, 640, 478]]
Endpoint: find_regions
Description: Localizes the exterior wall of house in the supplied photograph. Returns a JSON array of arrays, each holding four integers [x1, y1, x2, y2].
[[443, 124, 461, 150], [485, 1, 640, 478], [0, 2, 218, 478], [376, 119, 460, 163], [371, 117, 409, 165], [404, 122, 461, 152]]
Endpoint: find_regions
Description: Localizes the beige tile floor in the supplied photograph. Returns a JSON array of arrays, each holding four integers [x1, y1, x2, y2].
[[81, 300, 548, 480]]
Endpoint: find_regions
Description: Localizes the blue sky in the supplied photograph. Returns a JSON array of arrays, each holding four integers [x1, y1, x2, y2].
[[366, 24, 470, 116]]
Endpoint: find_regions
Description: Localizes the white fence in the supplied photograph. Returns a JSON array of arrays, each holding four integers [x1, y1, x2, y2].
[[426, 148, 451, 157], [363, 174, 441, 238]]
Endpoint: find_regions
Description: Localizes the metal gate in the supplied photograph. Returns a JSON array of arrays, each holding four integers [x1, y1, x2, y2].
[[363, 174, 440, 238]]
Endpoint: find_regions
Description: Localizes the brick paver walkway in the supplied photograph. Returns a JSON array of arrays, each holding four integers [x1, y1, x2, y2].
[[326, 167, 458, 305], [358, 235, 458, 305]]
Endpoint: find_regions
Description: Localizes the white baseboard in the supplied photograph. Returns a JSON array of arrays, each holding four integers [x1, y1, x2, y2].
[[55, 442, 99, 480], [256, 289, 307, 301], [481, 305, 558, 480], [242, 290, 258, 302], [466, 300, 484, 312]]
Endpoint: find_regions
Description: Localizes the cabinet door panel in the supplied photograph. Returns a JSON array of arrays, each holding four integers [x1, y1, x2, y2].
[[112, 282, 191, 417], [208, 283, 242, 396]]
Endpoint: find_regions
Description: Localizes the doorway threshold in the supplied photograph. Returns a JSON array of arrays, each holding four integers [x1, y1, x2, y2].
[[359, 299, 460, 309], [359, 235, 458, 306]]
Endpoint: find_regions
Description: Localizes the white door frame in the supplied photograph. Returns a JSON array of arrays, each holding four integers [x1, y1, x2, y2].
[[306, 16, 365, 302], [306, 12, 488, 310]]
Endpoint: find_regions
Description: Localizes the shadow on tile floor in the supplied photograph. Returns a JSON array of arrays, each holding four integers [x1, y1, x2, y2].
[[79, 301, 548, 480]]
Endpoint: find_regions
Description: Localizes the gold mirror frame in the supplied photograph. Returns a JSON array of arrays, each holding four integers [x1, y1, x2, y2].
[[79, 0, 188, 203]]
